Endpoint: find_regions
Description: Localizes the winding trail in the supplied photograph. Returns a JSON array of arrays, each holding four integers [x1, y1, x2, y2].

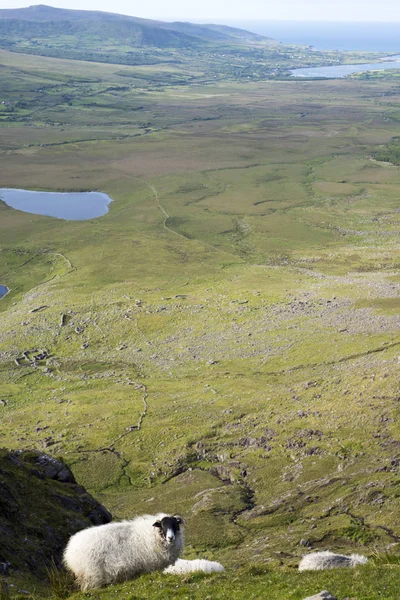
[[75, 379, 149, 487], [257, 338, 400, 379], [136, 177, 190, 241], [52, 252, 75, 273], [136, 176, 245, 261]]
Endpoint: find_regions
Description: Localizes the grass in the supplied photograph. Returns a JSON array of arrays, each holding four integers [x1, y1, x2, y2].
[[7, 564, 400, 600], [0, 50, 399, 598]]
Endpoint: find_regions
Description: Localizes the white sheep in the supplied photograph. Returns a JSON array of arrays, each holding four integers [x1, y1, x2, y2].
[[299, 550, 368, 571], [63, 513, 184, 590], [164, 558, 225, 575]]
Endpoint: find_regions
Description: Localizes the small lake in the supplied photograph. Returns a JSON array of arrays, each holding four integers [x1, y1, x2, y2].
[[0, 188, 113, 220], [0, 285, 8, 299], [291, 56, 400, 78]]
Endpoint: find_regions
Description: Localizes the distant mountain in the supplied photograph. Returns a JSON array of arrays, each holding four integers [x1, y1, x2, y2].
[[0, 4, 271, 49]]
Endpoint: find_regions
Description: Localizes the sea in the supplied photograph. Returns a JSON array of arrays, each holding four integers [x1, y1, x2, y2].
[[214, 21, 400, 52]]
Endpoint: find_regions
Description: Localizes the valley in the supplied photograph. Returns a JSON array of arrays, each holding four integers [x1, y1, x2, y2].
[[0, 27, 399, 599]]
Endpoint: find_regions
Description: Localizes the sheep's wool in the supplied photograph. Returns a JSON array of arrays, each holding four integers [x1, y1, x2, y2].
[[164, 558, 225, 574], [299, 551, 368, 572], [63, 513, 184, 590]]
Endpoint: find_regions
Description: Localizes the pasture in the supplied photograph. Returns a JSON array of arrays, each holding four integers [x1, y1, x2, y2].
[[0, 49, 399, 598]]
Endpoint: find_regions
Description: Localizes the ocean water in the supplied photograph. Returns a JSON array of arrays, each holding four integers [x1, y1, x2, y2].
[[219, 21, 400, 52]]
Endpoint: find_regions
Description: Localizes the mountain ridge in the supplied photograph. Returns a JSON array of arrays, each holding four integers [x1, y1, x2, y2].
[[0, 4, 272, 48]]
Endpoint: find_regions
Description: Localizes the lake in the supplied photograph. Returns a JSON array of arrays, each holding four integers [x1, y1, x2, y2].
[[0, 188, 113, 220], [0, 285, 8, 299], [290, 56, 400, 78]]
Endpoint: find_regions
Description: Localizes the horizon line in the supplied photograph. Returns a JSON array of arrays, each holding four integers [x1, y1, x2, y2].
[[3, 5, 400, 24]]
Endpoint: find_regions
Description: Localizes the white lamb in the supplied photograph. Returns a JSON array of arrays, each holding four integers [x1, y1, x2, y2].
[[63, 513, 185, 590], [299, 550, 368, 571], [164, 558, 225, 574]]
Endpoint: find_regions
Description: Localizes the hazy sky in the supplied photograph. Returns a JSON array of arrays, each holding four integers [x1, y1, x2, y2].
[[1, 0, 400, 22]]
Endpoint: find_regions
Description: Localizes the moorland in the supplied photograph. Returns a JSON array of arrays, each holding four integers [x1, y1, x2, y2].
[[0, 9, 400, 599]]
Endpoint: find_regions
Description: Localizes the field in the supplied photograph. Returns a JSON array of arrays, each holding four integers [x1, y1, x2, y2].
[[0, 48, 400, 599]]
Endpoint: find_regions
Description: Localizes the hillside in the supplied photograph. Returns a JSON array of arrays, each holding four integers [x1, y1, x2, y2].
[[0, 449, 111, 589], [0, 4, 374, 76], [0, 4, 267, 41], [0, 4, 270, 56], [0, 36, 399, 600]]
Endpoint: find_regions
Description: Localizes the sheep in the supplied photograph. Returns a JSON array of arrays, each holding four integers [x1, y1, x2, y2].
[[63, 513, 185, 591], [299, 550, 368, 571], [164, 558, 225, 575]]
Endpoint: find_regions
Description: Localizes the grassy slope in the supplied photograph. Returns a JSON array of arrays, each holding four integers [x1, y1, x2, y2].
[[0, 50, 399, 598], [9, 563, 400, 600], [0, 6, 386, 78]]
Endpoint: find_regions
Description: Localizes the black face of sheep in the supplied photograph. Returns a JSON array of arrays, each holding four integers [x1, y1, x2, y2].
[[152, 515, 184, 545]]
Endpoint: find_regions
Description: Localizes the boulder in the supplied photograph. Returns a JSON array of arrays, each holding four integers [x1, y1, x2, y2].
[[303, 592, 337, 600], [0, 449, 112, 578]]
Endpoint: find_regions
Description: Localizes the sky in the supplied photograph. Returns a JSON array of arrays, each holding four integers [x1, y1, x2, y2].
[[1, 0, 400, 22]]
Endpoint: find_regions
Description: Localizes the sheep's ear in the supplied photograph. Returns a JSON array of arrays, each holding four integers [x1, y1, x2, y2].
[[152, 520, 162, 529], [174, 515, 185, 526]]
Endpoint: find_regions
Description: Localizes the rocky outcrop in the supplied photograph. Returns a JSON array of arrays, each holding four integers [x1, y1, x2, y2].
[[0, 449, 111, 578], [303, 592, 337, 600]]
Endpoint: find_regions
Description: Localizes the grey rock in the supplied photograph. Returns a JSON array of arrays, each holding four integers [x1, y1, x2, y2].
[[33, 453, 76, 483], [88, 505, 113, 525], [0, 449, 112, 579], [303, 592, 337, 600]]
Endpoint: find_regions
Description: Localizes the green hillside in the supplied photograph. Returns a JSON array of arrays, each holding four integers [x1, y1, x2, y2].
[[0, 37, 399, 600], [0, 4, 269, 55], [0, 4, 267, 42], [0, 4, 380, 76]]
